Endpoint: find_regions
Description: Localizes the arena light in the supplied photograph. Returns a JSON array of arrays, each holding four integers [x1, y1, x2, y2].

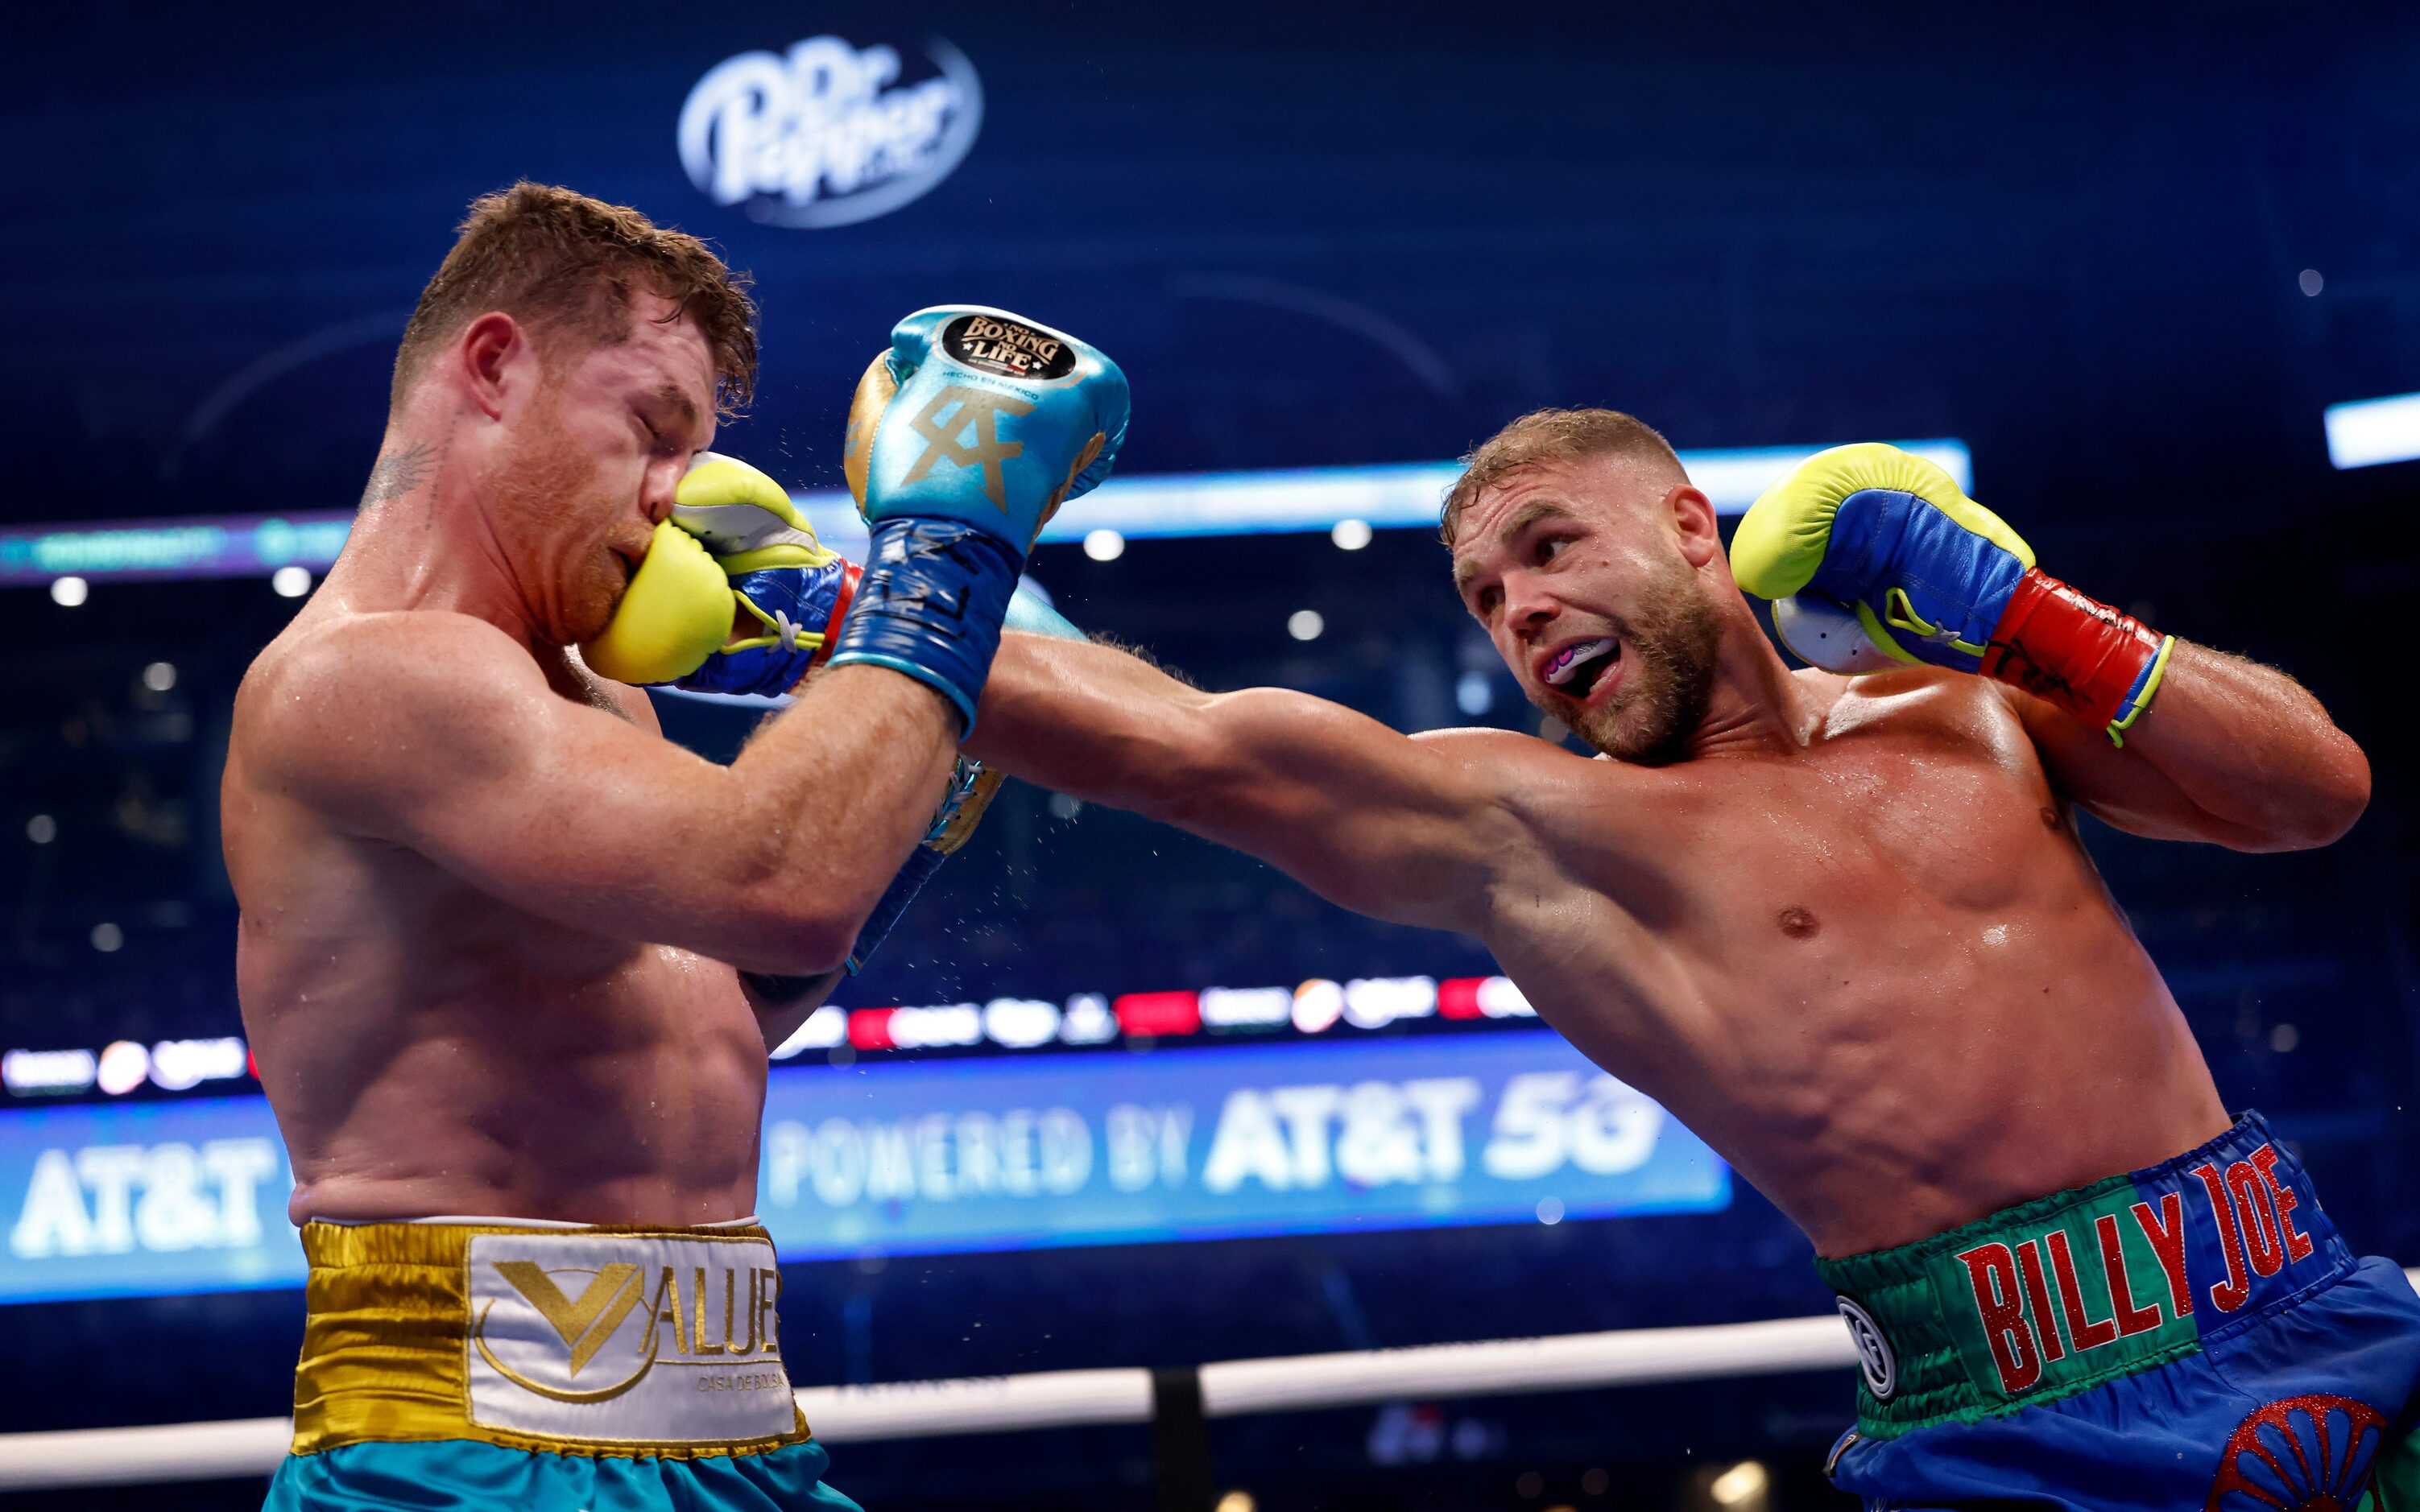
[[0, 440, 1970, 586], [0, 1050, 97, 1097], [0, 976, 1536, 1100], [2324, 391, 2420, 469], [0, 516, 350, 587]]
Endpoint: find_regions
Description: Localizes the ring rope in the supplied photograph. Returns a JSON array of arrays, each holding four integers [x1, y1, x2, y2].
[[6, 1271, 2414, 1491]]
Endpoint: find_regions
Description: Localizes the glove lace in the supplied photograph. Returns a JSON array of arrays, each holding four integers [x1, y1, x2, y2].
[[770, 609, 828, 655]]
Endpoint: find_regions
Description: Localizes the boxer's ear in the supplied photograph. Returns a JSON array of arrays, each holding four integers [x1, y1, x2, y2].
[[457, 312, 529, 420], [1666, 484, 1721, 568]]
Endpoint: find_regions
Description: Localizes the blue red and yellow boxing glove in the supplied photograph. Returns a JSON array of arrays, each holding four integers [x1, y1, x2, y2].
[[1731, 443, 2174, 745], [831, 306, 1128, 733], [664, 452, 859, 698], [578, 452, 855, 692]]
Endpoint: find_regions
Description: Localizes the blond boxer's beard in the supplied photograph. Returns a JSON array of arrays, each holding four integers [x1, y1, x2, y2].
[[1565, 564, 1722, 766], [492, 390, 619, 644]]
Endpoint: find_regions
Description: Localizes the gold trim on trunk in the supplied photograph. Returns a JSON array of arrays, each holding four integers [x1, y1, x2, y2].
[[289, 1221, 809, 1459]]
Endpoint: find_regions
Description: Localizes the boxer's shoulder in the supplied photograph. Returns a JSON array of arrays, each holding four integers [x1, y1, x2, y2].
[[1410, 725, 1675, 857], [1409, 724, 1617, 799], [1817, 662, 2032, 750], [245, 605, 530, 698], [234, 609, 556, 811]]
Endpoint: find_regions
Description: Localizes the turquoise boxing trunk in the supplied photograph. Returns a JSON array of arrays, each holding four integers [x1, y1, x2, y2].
[[264, 1438, 856, 1512], [1818, 1112, 2420, 1509]]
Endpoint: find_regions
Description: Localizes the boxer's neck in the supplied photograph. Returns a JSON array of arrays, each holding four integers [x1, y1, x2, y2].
[[324, 411, 553, 658], [1674, 592, 1826, 761]]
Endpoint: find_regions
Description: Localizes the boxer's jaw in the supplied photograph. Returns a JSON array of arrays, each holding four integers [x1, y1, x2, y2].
[[1557, 560, 1721, 764], [485, 294, 717, 649]]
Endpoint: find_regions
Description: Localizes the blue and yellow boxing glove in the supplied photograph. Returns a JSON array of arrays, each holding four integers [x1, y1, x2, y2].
[[842, 580, 1086, 973], [667, 453, 859, 698], [579, 515, 732, 686], [1732, 443, 2174, 744], [829, 307, 1128, 733], [579, 452, 857, 692], [581, 449, 856, 692]]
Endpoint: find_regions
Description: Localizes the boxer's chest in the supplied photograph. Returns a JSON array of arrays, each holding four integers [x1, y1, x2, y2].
[[1706, 682, 2068, 915]]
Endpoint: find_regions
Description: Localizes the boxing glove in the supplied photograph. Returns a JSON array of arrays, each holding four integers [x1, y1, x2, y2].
[[579, 453, 857, 695], [667, 453, 860, 698], [1733, 444, 2173, 745], [825, 307, 1129, 733]]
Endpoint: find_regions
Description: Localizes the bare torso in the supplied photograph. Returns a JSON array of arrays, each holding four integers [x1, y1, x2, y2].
[[1466, 666, 2227, 1257], [224, 606, 771, 1227]]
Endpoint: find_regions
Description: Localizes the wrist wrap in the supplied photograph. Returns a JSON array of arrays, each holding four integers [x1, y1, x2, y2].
[[1983, 568, 2174, 746], [825, 518, 1022, 733]]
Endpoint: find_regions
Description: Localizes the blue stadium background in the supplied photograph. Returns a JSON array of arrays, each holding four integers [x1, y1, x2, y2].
[[4, 2, 2418, 1506]]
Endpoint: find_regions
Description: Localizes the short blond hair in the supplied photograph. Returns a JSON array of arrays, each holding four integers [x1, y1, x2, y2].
[[393, 182, 759, 415], [1441, 408, 1683, 547]]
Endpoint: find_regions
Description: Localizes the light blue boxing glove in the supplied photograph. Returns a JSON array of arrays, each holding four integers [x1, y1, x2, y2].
[[842, 579, 1086, 973], [827, 307, 1129, 733]]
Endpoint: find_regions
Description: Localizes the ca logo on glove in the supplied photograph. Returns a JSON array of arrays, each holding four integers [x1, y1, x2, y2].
[[679, 35, 983, 228], [905, 388, 1034, 510]]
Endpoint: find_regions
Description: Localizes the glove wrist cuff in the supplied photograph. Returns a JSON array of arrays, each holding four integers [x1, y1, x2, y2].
[[1984, 568, 2174, 746], [806, 560, 862, 677], [825, 519, 1022, 733]]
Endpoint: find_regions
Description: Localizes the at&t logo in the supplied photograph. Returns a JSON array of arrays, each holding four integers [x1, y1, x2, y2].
[[678, 36, 983, 229]]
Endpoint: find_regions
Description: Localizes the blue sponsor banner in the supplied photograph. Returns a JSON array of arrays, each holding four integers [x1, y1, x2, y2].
[[0, 1097, 302, 1303], [0, 1031, 1727, 1304], [757, 1031, 1730, 1257]]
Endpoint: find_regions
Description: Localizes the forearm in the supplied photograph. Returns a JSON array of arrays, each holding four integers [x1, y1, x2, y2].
[[966, 632, 1224, 820], [970, 633, 1506, 927], [714, 665, 961, 964], [2119, 640, 2368, 847]]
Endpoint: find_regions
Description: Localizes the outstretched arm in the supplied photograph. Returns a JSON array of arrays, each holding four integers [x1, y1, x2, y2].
[[241, 613, 958, 975], [2005, 641, 2369, 851], [967, 632, 1541, 931]]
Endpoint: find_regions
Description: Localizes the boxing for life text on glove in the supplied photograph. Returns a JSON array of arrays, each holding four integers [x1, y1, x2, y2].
[[828, 307, 1129, 733], [1731, 443, 2174, 746]]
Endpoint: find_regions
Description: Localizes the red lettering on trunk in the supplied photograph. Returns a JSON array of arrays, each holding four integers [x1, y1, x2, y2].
[[2095, 1213, 2163, 1336], [2249, 1146, 2315, 1263], [2228, 1162, 2284, 1278], [2192, 1163, 2252, 1312], [2131, 1194, 2193, 1319], [2015, 1239, 2066, 1361], [1957, 1243, 2041, 1394], [2045, 1229, 2119, 1351]]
